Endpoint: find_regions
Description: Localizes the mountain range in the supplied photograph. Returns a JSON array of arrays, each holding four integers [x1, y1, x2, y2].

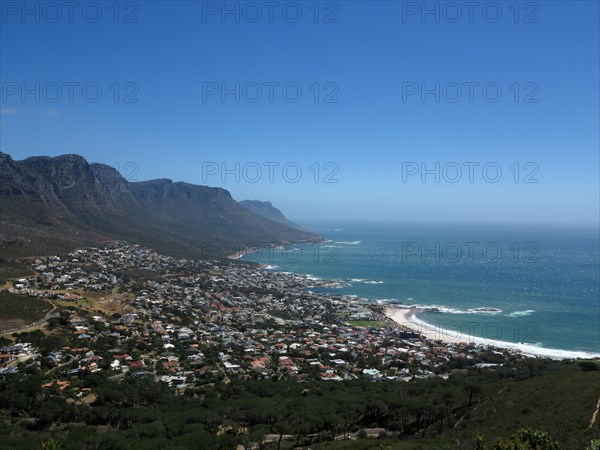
[[0, 152, 320, 259]]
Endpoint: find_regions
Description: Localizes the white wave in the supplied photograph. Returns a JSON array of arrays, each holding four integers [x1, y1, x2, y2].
[[406, 313, 600, 360], [506, 310, 535, 318], [336, 240, 362, 245], [466, 307, 503, 315], [264, 265, 279, 270], [388, 303, 501, 315], [349, 278, 384, 285], [375, 298, 401, 304]]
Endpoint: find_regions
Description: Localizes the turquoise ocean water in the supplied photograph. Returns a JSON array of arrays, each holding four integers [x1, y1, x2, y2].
[[241, 223, 600, 357]]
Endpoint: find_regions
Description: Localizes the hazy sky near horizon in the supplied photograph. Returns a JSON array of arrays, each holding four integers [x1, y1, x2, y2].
[[1, 1, 598, 226]]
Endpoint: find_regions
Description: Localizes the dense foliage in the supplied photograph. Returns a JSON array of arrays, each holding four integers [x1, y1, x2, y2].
[[0, 359, 598, 449]]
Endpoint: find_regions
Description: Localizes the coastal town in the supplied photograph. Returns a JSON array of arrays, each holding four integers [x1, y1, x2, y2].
[[1, 242, 530, 396]]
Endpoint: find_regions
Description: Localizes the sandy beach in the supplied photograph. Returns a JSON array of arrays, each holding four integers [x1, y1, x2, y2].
[[383, 305, 600, 360], [383, 306, 468, 345]]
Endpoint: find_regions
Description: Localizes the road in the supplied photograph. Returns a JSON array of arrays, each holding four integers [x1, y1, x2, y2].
[[1, 303, 60, 336]]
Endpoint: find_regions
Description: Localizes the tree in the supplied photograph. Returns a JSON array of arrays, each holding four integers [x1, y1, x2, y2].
[[475, 435, 485, 450], [474, 428, 562, 449], [463, 383, 482, 406], [36, 396, 70, 426], [586, 439, 600, 450], [39, 438, 62, 450], [523, 358, 544, 378], [273, 419, 292, 450], [579, 361, 599, 372]]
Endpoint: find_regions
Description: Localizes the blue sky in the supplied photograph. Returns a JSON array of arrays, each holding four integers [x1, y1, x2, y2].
[[1, 1, 598, 226]]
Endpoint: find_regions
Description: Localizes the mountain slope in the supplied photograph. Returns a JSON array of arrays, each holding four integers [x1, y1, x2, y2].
[[239, 200, 303, 229], [0, 152, 321, 259]]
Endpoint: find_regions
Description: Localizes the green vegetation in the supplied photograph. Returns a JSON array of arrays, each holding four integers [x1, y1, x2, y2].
[[586, 439, 600, 450], [12, 329, 68, 356], [347, 320, 386, 328], [0, 360, 598, 449], [579, 360, 600, 371], [474, 429, 561, 449], [0, 260, 34, 285], [0, 291, 52, 330], [40, 437, 63, 450]]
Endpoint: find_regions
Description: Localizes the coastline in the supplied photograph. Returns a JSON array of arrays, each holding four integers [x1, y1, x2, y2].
[[228, 234, 600, 361], [383, 305, 600, 360], [227, 237, 325, 261]]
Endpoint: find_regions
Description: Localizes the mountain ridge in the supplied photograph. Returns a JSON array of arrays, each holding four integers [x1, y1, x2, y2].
[[0, 152, 321, 259], [239, 199, 304, 230]]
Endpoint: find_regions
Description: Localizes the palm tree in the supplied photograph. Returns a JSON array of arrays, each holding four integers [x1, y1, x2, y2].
[[40, 438, 62, 450]]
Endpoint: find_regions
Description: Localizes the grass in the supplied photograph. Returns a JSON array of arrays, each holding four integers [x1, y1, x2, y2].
[[0, 260, 34, 286], [297, 363, 600, 449], [447, 362, 600, 448], [55, 297, 93, 309], [347, 320, 386, 328], [0, 291, 52, 330], [53, 288, 129, 316]]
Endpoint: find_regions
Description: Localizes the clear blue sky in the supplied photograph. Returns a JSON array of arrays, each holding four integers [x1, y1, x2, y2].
[[1, 1, 598, 226]]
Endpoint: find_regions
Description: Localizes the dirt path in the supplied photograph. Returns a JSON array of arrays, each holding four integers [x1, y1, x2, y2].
[[589, 396, 600, 429], [454, 384, 508, 429], [1, 302, 59, 336]]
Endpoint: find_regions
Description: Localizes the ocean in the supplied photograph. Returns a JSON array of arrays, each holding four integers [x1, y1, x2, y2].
[[241, 223, 600, 358]]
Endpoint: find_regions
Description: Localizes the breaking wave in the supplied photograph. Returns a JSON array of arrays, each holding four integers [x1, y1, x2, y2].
[[506, 310, 535, 317], [350, 278, 384, 285], [380, 300, 502, 315], [402, 312, 600, 360]]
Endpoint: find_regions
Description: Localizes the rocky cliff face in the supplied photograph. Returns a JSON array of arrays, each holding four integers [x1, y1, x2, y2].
[[1, 153, 134, 204], [0, 152, 321, 259], [239, 200, 303, 229]]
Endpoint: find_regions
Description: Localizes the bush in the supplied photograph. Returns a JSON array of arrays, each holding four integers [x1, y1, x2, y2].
[[587, 439, 600, 450], [578, 361, 599, 372]]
